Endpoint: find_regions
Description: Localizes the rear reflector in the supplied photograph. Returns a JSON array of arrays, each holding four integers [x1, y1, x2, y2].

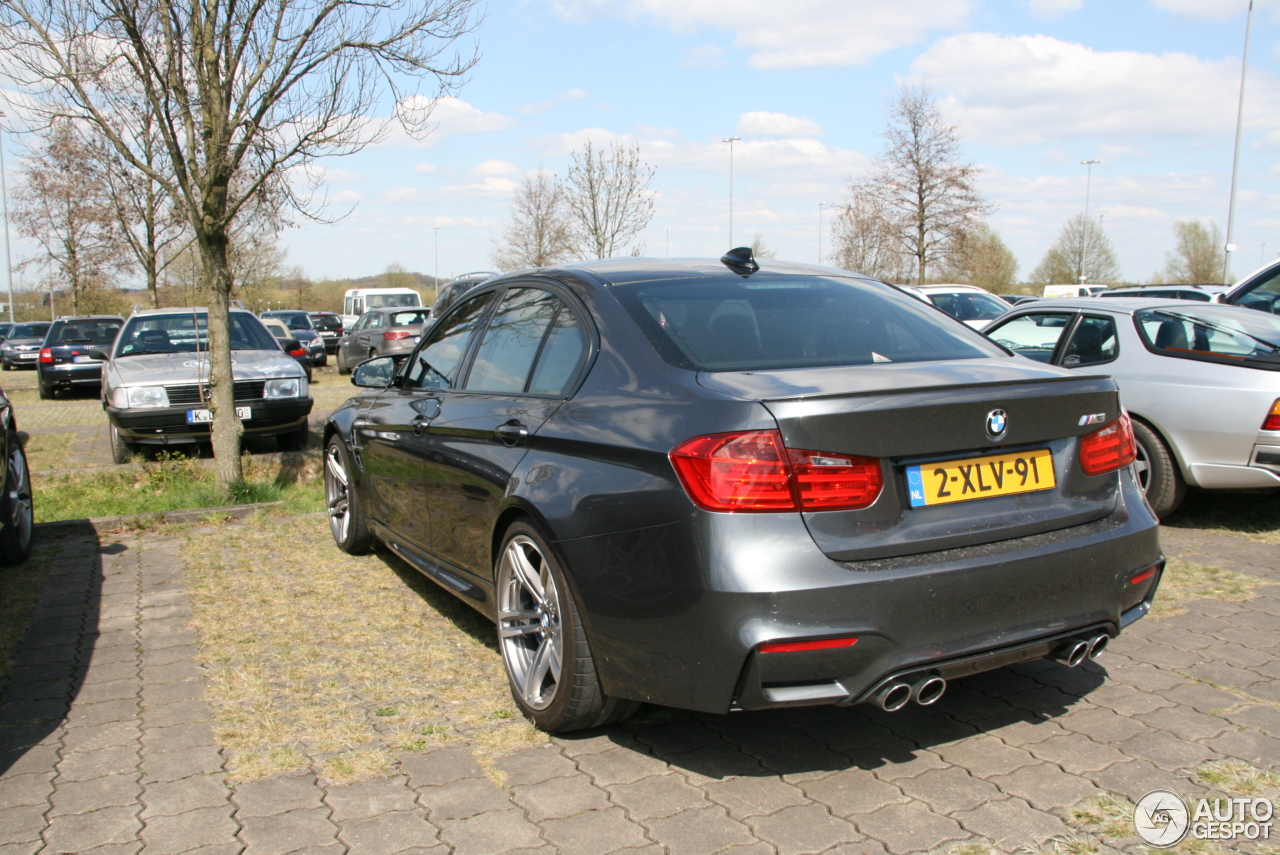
[[759, 637, 858, 654], [38, 348, 53, 363], [1080, 413, 1137, 476], [383, 331, 413, 341], [1130, 566, 1158, 586], [669, 430, 883, 512], [1264, 400, 1280, 431]]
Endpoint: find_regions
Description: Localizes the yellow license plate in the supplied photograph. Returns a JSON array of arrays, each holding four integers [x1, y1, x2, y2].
[[907, 449, 1055, 508]]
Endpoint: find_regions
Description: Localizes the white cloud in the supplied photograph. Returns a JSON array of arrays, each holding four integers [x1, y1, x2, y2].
[[910, 34, 1277, 143], [680, 44, 726, 67], [1150, 0, 1243, 22], [470, 159, 521, 177], [1027, 0, 1081, 19], [388, 96, 518, 144], [414, 163, 438, 174], [519, 100, 558, 115], [562, 88, 589, 101], [737, 111, 822, 138], [636, 124, 681, 139], [439, 177, 520, 195], [544, 0, 971, 69]]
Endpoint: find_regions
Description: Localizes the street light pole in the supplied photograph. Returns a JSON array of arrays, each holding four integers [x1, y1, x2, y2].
[[1224, 0, 1254, 284], [1079, 159, 1101, 284], [0, 112, 14, 322], [723, 137, 740, 246]]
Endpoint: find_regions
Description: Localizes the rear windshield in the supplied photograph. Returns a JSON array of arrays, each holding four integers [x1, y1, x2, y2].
[[264, 311, 313, 330], [367, 293, 420, 309], [1135, 306, 1280, 369], [388, 310, 429, 327], [52, 320, 122, 344], [114, 313, 278, 357], [612, 275, 1003, 372], [311, 315, 341, 330]]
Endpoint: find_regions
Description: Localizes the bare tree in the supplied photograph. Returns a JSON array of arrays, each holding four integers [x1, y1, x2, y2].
[[562, 140, 656, 260], [1162, 220, 1223, 283], [0, 0, 480, 486], [748, 233, 776, 260], [859, 85, 991, 284], [491, 171, 573, 271], [937, 223, 1018, 291], [829, 187, 913, 282], [1030, 214, 1121, 285], [11, 121, 125, 315]]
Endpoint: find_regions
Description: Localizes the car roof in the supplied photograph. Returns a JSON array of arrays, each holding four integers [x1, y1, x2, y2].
[[1004, 297, 1228, 314], [913, 284, 991, 294], [524, 257, 882, 288], [53, 314, 123, 321], [128, 306, 255, 317]]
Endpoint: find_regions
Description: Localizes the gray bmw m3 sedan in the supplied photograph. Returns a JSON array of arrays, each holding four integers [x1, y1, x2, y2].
[[323, 250, 1163, 732]]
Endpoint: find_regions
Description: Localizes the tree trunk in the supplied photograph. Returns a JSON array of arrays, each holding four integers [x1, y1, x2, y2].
[[198, 226, 244, 488]]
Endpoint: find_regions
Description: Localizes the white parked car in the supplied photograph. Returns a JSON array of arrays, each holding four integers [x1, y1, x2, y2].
[[914, 284, 1010, 329], [983, 298, 1280, 517]]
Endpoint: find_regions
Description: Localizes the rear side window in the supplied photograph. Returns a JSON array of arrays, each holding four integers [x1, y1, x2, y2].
[[986, 313, 1075, 363], [1060, 316, 1117, 367], [406, 293, 496, 390], [465, 289, 561, 394], [613, 276, 1001, 371], [528, 310, 588, 396]]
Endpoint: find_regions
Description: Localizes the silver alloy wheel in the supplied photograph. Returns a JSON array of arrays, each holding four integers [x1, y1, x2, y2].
[[325, 442, 352, 543], [7, 446, 31, 552], [1133, 441, 1151, 493], [498, 535, 563, 711]]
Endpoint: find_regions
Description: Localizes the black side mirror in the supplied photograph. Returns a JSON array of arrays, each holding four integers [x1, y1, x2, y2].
[[351, 356, 397, 388], [280, 337, 302, 353]]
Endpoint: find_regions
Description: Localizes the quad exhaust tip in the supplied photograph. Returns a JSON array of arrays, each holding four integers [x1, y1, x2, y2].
[[872, 676, 947, 711], [912, 676, 947, 706], [873, 682, 913, 712], [1052, 639, 1092, 668], [1088, 634, 1108, 660]]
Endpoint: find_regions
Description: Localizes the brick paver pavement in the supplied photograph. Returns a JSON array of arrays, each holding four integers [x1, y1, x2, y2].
[[1, 522, 1277, 854]]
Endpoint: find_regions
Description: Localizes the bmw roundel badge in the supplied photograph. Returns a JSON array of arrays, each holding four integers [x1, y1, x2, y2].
[[985, 409, 1008, 441]]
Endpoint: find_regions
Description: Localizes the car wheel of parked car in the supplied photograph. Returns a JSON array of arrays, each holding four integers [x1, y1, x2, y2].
[[2, 361, 10, 371], [336, 348, 349, 375], [278, 422, 309, 453], [324, 436, 372, 554], [496, 521, 638, 733], [38, 383, 53, 400], [0, 436, 34, 566], [1131, 419, 1185, 519], [110, 423, 134, 465]]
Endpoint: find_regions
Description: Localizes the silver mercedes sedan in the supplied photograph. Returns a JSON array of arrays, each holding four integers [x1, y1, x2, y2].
[[983, 298, 1280, 517]]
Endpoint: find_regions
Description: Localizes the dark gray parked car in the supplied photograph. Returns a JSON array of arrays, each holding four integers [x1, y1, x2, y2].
[[260, 310, 327, 367], [1, 322, 52, 370], [323, 250, 1163, 733], [335, 307, 431, 374]]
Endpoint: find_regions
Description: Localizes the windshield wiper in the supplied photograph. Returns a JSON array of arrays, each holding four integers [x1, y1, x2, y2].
[[1156, 310, 1280, 354]]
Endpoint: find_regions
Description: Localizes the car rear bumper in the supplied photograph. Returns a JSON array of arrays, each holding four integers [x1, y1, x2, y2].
[[39, 363, 105, 387], [557, 466, 1161, 714], [107, 397, 313, 445]]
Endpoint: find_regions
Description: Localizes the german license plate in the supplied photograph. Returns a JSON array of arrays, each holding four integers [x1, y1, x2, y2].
[[186, 407, 251, 423], [73, 356, 100, 363], [907, 449, 1055, 508]]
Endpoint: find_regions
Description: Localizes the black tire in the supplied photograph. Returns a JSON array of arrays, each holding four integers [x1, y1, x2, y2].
[[495, 521, 638, 733], [324, 436, 372, 554], [110, 422, 134, 465], [337, 347, 350, 375], [38, 383, 53, 400], [277, 422, 310, 452], [0, 436, 34, 566], [2, 361, 10, 371], [1132, 419, 1185, 519]]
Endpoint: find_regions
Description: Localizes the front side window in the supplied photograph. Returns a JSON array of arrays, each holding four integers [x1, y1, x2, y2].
[[1059, 316, 1118, 367], [405, 292, 496, 390], [1230, 266, 1280, 314], [465, 289, 561, 393], [614, 276, 1003, 372], [986, 313, 1075, 363]]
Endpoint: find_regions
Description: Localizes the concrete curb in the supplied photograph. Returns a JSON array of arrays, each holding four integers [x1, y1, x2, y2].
[[34, 501, 284, 533]]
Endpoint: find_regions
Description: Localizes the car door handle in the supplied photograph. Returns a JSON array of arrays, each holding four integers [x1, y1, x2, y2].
[[494, 420, 528, 445]]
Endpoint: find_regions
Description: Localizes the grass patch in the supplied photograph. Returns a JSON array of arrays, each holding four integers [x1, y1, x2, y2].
[[33, 451, 324, 522], [0, 546, 57, 687], [180, 513, 546, 782], [1150, 558, 1263, 618], [22, 431, 78, 469], [1070, 793, 1135, 839], [1196, 760, 1280, 796], [1165, 488, 1280, 543]]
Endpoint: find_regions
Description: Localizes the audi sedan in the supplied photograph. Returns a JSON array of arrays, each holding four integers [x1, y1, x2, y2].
[[323, 251, 1162, 732], [983, 298, 1280, 518]]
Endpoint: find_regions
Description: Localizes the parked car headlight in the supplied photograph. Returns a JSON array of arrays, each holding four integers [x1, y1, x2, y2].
[[122, 386, 170, 409], [265, 377, 305, 399]]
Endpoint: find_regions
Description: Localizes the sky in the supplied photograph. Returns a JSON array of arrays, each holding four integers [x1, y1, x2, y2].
[[7, 0, 1280, 288]]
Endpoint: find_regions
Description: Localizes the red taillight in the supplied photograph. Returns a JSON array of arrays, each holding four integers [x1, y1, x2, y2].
[[759, 637, 858, 654], [289, 347, 307, 357], [38, 348, 53, 363], [1264, 400, 1280, 431], [383, 331, 412, 341], [1130, 565, 1158, 585], [669, 430, 883, 513], [1080, 413, 1137, 476]]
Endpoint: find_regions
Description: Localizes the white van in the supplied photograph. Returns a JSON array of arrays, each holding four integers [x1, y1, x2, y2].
[[1042, 284, 1107, 298], [342, 288, 423, 329]]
